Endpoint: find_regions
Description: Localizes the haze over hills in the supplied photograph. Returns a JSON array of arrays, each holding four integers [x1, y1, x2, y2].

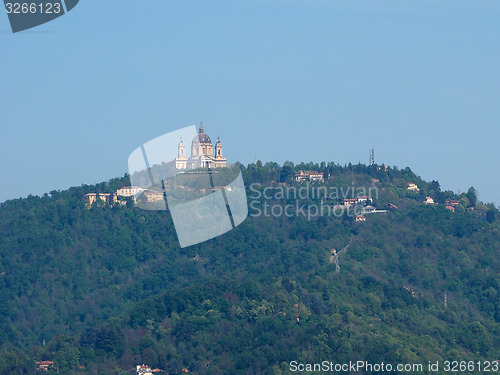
[[0, 161, 498, 375]]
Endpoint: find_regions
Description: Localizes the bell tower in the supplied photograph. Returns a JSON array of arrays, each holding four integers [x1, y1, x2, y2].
[[178, 137, 185, 157], [215, 137, 223, 158], [176, 137, 187, 169]]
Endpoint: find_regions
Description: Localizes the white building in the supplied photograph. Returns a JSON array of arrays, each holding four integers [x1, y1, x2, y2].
[[116, 186, 145, 197], [294, 171, 325, 183], [175, 124, 226, 170], [137, 364, 153, 375], [143, 190, 164, 202], [363, 205, 376, 214], [356, 195, 372, 204], [343, 198, 357, 207], [407, 182, 419, 192], [84, 193, 117, 206], [424, 196, 435, 205]]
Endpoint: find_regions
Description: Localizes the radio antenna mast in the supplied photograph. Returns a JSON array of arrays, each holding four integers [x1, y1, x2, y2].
[[369, 148, 375, 166]]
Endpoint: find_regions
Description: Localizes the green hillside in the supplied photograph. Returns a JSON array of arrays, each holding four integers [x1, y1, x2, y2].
[[0, 162, 498, 374]]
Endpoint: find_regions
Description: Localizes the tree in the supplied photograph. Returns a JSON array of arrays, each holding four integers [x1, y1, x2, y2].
[[54, 343, 80, 372], [279, 163, 294, 183], [96, 326, 125, 358], [141, 347, 158, 367], [80, 328, 97, 349], [486, 210, 495, 223], [430, 180, 441, 193], [467, 187, 477, 207]]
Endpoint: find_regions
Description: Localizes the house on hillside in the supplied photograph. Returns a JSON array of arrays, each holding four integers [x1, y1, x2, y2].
[[407, 182, 419, 192], [84, 193, 117, 207], [98, 193, 117, 204], [116, 186, 145, 197], [83, 186, 166, 207], [356, 195, 372, 204], [35, 361, 56, 371], [137, 364, 153, 375], [445, 200, 460, 207], [343, 198, 357, 207], [143, 190, 164, 202], [294, 171, 324, 183], [424, 197, 435, 205], [83, 193, 97, 206], [355, 215, 366, 222], [363, 205, 376, 214]]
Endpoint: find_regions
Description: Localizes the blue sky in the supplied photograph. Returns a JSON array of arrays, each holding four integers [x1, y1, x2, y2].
[[1, 0, 499, 205]]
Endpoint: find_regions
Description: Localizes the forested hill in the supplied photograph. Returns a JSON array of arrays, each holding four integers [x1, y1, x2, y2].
[[0, 162, 499, 375]]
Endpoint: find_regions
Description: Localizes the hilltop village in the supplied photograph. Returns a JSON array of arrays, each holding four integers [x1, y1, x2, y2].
[[83, 126, 479, 224], [84, 171, 474, 227]]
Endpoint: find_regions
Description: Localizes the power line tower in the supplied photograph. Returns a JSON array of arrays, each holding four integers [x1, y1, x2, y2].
[[369, 148, 375, 166]]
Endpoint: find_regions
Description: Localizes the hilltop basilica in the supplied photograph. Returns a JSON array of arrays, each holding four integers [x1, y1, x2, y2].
[[175, 124, 227, 170]]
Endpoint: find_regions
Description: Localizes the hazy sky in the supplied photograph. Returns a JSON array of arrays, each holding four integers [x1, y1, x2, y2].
[[1, 0, 499, 205]]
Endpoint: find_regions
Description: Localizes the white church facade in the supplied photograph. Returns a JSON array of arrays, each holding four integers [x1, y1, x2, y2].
[[175, 124, 227, 169]]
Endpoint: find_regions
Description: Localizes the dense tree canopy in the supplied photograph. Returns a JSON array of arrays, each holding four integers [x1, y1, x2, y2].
[[0, 162, 498, 374]]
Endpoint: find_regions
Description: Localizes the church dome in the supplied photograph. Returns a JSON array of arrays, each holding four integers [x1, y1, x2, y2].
[[192, 124, 211, 144]]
